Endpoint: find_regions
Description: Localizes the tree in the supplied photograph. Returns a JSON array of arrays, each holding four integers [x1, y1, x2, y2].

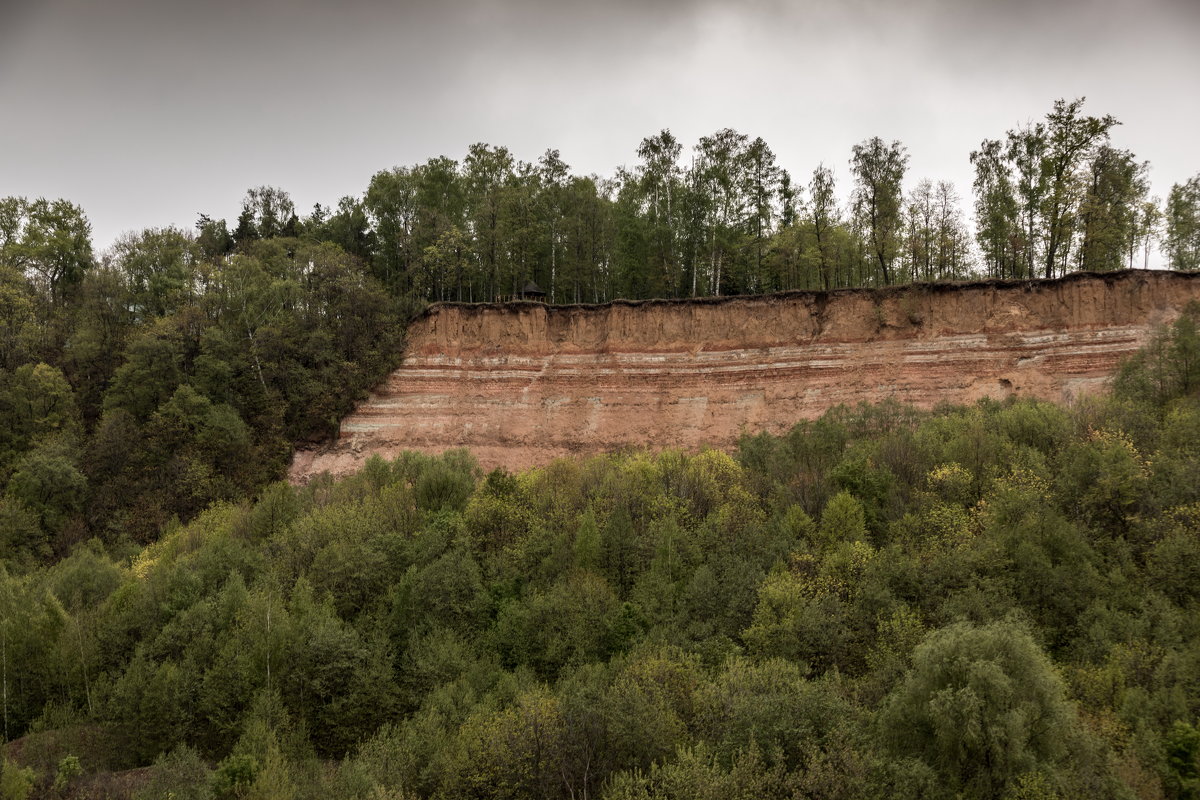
[[558, 175, 614, 303], [1039, 98, 1118, 278], [970, 139, 1021, 278], [743, 137, 785, 294], [808, 165, 839, 290], [818, 490, 868, 547], [0, 757, 35, 800], [5, 438, 86, 538], [0, 263, 34, 371], [239, 187, 297, 242], [0, 499, 43, 567], [450, 686, 566, 800], [366, 166, 421, 291], [498, 159, 543, 300], [880, 621, 1078, 799], [694, 128, 752, 296], [463, 144, 516, 300], [101, 325, 186, 421], [308, 196, 375, 261], [538, 149, 571, 302], [0, 362, 81, 482], [903, 179, 934, 283], [972, 98, 1120, 280], [196, 213, 235, 261], [1165, 720, 1200, 800], [1134, 196, 1162, 269], [933, 181, 972, 279], [611, 134, 683, 300], [1165, 175, 1200, 271], [110, 226, 200, 319], [1007, 123, 1048, 279], [422, 227, 472, 302], [693, 655, 844, 770], [0, 197, 93, 308], [61, 266, 135, 426], [1076, 146, 1148, 272], [1113, 302, 1200, 407], [850, 137, 908, 284]]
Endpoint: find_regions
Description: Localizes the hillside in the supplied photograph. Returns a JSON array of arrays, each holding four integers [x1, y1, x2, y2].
[[3, 292, 1200, 800], [292, 270, 1200, 480]]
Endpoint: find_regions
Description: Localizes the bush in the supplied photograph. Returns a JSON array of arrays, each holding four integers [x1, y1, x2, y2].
[[0, 759, 34, 800]]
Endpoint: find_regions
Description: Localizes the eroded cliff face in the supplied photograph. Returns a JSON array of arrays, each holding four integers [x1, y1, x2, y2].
[[290, 270, 1200, 480]]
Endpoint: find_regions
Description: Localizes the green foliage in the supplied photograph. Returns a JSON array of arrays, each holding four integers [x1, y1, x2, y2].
[[880, 621, 1077, 798], [0, 363, 80, 459], [0, 263, 35, 372], [446, 684, 565, 800], [818, 491, 868, 548], [0, 186, 411, 549], [5, 438, 85, 542], [413, 451, 479, 512], [3, 298, 1200, 800], [1166, 720, 1200, 800], [692, 656, 845, 769], [0, 196, 93, 307], [242, 745, 296, 800], [0, 759, 35, 800], [1057, 428, 1148, 529], [0, 498, 44, 567], [0, 412, 1189, 797], [1077, 146, 1149, 272], [1114, 301, 1200, 408], [111, 227, 201, 320], [211, 753, 258, 800], [51, 754, 82, 792], [971, 98, 1134, 279], [1166, 175, 1200, 271], [134, 745, 213, 800], [603, 743, 787, 800], [850, 136, 909, 284]]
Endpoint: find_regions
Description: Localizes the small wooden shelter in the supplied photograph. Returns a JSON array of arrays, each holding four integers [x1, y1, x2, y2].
[[519, 280, 547, 300]]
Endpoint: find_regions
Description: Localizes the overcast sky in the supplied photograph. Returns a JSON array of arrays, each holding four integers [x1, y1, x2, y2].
[[2, 0, 1198, 258]]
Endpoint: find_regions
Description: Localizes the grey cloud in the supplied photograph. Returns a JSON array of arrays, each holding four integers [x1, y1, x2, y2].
[[1, 0, 1195, 255]]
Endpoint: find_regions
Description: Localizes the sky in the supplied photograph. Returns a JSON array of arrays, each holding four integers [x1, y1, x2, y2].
[[1, 0, 1198, 259]]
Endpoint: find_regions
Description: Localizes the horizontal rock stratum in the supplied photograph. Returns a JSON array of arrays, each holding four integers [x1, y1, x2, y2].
[[290, 270, 1200, 480]]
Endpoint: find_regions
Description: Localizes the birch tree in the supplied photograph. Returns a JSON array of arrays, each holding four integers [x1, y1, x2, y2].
[[808, 164, 839, 290], [1076, 146, 1148, 272], [1165, 175, 1200, 271], [850, 137, 908, 285], [695, 129, 751, 295], [970, 138, 1021, 278], [635, 131, 684, 297], [1040, 98, 1119, 277], [1007, 123, 1047, 278]]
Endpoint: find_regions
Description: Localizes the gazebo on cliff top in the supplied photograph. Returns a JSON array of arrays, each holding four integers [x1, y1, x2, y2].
[[519, 280, 546, 300]]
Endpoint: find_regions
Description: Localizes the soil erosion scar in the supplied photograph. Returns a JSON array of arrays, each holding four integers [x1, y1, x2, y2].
[[290, 270, 1200, 480]]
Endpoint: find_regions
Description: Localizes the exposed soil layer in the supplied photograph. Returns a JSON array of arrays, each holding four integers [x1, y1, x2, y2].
[[290, 270, 1200, 480]]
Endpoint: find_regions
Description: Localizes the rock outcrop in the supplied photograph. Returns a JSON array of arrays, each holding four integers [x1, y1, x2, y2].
[[289, 270, 1200, 480]]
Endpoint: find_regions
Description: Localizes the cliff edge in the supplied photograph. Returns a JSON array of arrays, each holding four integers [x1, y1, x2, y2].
[[290, 270, 1200, 480]]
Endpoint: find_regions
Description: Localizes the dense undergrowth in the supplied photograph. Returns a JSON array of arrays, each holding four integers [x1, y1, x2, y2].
[[2, 308, 1200, 799]]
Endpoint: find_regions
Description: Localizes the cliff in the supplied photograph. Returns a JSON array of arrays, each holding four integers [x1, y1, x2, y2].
[[289, 270, 1200, 480]]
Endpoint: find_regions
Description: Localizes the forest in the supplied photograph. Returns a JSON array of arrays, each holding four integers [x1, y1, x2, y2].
[[2, 308, 1200, 799], [1, 95, 1200, 797], [221, 97, 1199, 302]]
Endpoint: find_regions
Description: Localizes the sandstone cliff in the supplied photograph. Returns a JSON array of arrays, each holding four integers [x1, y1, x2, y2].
[[290, 270, 1200, 480]]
